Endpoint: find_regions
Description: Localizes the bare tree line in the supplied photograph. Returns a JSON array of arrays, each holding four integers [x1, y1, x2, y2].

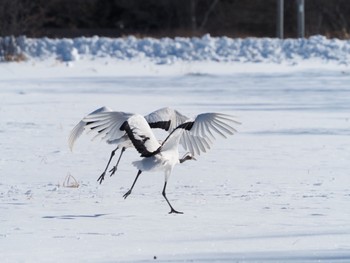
[[0, 0, 349, 38]]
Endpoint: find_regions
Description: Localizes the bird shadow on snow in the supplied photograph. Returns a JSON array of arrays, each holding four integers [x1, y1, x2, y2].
[[42, 213, 108, 220]]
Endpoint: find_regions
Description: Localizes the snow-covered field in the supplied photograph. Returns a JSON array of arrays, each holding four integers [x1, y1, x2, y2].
[[1, 36, 350, 262]]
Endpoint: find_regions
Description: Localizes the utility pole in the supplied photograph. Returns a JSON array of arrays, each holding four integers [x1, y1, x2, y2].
[[276, 0, 284, 38], [297, 0, 305, 38]]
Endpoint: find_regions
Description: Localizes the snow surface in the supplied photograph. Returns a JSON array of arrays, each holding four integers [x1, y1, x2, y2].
[[1, 36, 350, 262], [9, 35, 350, 65]]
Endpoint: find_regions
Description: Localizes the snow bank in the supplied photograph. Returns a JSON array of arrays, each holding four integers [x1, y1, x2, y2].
[[12, 35, 350, 64]]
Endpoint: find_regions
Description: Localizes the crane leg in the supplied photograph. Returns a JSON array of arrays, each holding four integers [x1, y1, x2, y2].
[[97, 147, 118, 184], [123, 170, 142, 199], [109, 147, 126, 177], [162, 181, 183, 214]]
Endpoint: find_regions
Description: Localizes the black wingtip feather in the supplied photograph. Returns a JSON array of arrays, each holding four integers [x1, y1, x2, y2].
[[177, 121, 194, 131], [148, 120, 171, 131]]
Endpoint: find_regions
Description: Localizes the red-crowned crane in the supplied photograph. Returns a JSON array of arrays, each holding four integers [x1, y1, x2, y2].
[[69, 108, 239, 213], [107, 112, 239, 213], [69, 107, 234, 184]]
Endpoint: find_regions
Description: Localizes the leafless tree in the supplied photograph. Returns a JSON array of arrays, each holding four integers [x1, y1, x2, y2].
[[0, 0, 349, 39], [0, 0, 51, 36]]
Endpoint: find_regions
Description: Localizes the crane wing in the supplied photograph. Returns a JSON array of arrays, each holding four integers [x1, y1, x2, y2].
[[69, 107, 240, 157], [179, 113, 240, 156], [68, 106, 112, 151], [144, 107, 189, 132], [120, 114, 161, 157], [146, 109, 240, 156], [80, 110, 134, 143]]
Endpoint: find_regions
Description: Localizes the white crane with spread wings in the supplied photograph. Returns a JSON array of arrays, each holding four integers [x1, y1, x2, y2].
[[69, 107, 239, 213]]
